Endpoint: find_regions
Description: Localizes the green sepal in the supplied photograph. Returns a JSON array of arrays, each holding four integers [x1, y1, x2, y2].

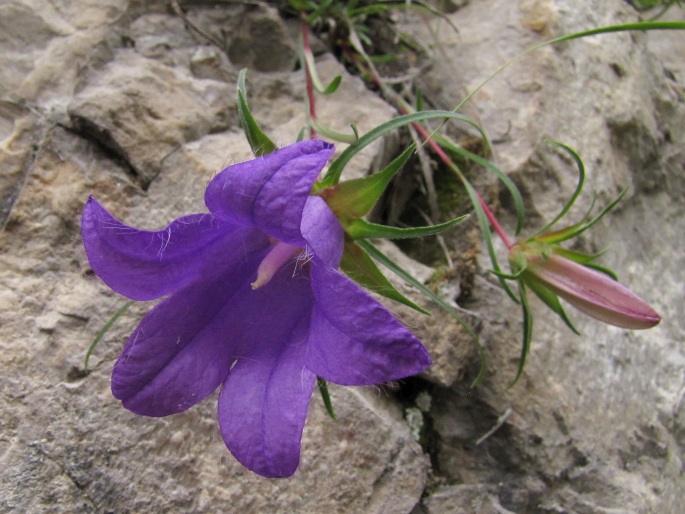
[[551, 246, 601, 265], [341, 239, 430, 315], [537, 189, 626, 245], [357, 239, 488, 387], [84, 300, 134, 372], [237, 69, 277, 156], [317, 377, 336, 420], [523, 273, 580, 335], [551, 247, 618, 279], [317, 143, 415, 217], [344, 215, 467, 240]]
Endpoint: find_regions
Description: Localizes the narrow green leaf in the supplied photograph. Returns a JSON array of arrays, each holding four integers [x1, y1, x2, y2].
[[345, 215, 468, 240], [490, 268, 526, 280], [434, 134, 526, 236], [539, 190, 626, 245], [531, 141, 586, 237], [304, 0, 334, 24], [536, 220, 586, 245], [303, 51, 342, 94], [321, 110, 489, 187], [348, 4, 392, 16], [451, 162, 519, 303], [368, 53, 397, 64], [357, 239, 488, 387], [318, 144, 416, 217], [341, 239, 430, 315], [311, 120, 359, 144], [415, 87, 424, 112], [510, 285, 533, 387], [84, 300, 134, 372], [317, 377, 336, 420], [237, 69, 277, 156]]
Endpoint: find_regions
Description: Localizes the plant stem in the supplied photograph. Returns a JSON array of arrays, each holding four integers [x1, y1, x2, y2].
[[347, 49, 513, 249]]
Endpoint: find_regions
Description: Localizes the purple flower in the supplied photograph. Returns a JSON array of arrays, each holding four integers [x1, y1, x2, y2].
[[81, 140, 431, 478]]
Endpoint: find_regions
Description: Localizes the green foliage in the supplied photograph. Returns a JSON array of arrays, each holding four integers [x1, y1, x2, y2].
[[317, 377, 336, 420], [344, 215, 467, 240], [340, 239, 430, 314], [321, 110, 488, 187], [86, 6, 684, 393], [321, 143, 416, 217], [84, 300, 133, 372], [237, 69, 277, 156]]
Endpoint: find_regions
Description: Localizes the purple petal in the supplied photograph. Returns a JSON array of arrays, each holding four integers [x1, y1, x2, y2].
[[217, 263, 317, 478], [82, 196, 269, 301], [305, 258, 432, 386], [112, 251, 267, 416], [205, 140, 334, 244], [529, 255, 660, 329], [218, 316, 316, 478], [301, 196, 344, 268]]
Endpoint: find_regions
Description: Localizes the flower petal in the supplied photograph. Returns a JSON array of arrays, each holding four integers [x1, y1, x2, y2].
[[111, 251, 268, 416], [205, 140, 334, 244], [306, 258, 432, 385], [528, 255, 660, 329], [218, 316, 316, 478], [217, 263, 316, 478], [82, 196, 269, 301], [301, 196, 344, 268]]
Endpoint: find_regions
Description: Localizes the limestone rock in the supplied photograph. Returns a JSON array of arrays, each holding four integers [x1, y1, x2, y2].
[[2, 0, 685, 512], [68, 50, 234, 186], [0, 2, 428, 512], [401, 1, 685, 511]]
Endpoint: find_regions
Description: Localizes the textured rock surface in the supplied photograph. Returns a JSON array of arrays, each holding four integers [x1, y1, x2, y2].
[[402, 1, 685, 513], [0, 2, 422, 512], [1, 0, 684, 513]]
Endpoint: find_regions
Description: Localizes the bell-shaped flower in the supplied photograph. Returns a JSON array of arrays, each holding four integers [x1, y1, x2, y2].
[[510, 241, 660, 330], [81, 140, 431, 478]]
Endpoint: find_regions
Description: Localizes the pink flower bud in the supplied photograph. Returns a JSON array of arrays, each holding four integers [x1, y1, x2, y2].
[[525, 254, 660, 330]]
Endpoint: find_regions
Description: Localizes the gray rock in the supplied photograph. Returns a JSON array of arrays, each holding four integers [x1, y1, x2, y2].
[[400, 0, 685, 511], [2, 0, 685, 512], [0, 2, 428, 512], [68, 50, 234, 186], [0, 120, 429, 512]]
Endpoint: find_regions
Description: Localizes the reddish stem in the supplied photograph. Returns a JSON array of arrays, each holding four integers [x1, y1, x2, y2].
[[301, 15, 317, 139], [350, 50, 513, 249]]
